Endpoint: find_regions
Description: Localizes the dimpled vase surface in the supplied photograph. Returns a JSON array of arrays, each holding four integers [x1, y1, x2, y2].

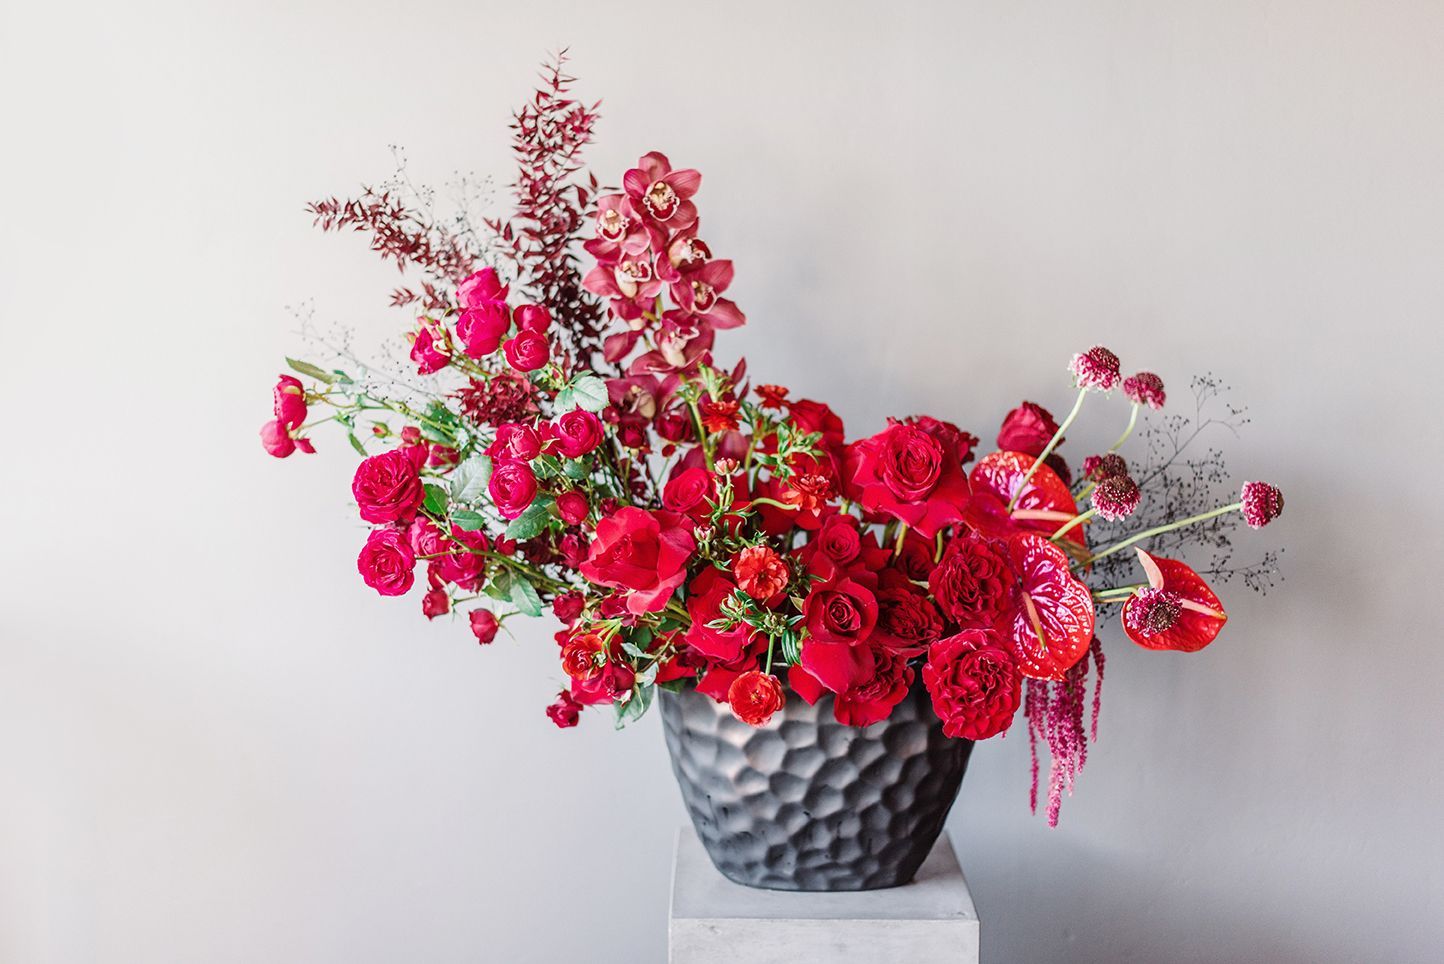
[[660, 679, 973, 891]]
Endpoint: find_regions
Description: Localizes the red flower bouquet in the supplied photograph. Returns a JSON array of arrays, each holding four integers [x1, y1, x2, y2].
[[262, 56, 1284, 828]]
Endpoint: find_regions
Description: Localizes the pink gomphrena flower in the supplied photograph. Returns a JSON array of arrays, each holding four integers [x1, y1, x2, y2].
[[1240, 481, 1285, 529], [1091, 474, 1141, 522], [1068, 346, 1121, 392], [1122, 372, 1166, 410], [1122, 587, 1183, 638], [1081, 453, 1128, 482]]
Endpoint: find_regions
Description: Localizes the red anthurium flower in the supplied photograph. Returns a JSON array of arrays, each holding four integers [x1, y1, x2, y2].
[[968, 450, 1087, 553], [997, 534, 1095, 680], [623, 151, 701, 228], [1122, 549, 1228, 652]]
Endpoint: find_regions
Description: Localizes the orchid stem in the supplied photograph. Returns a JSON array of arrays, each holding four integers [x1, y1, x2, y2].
[[1008, 388, 1086, 510], [1086, 502, 1241, 564], [1109, 404, 1139, 453]]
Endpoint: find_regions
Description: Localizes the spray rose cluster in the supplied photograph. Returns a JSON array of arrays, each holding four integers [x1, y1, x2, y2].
[[262, 68, 1284, 825]]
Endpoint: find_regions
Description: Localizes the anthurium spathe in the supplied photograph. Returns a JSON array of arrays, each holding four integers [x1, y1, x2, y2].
[[996, 534, 1096, 680], [969, 451, 1088, 554], [1122, 549, 1228, 652]]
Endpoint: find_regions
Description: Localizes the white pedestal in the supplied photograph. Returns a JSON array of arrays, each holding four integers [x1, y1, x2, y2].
[[668, 828, 979, 964]]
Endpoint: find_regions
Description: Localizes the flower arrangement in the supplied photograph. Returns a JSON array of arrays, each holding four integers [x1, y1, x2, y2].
[[262, 55, 1283, 825]]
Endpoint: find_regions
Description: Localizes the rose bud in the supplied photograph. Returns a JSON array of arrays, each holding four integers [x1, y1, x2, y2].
[[259, 419, 297, 458], [555, 490, 589, 526], [713, 457, 740, 476], [552, 592, 584, 625], [512, 304, 552, 334], [469, 609, 499, 644], [727, 671, 786, 727], [545, 691, 582, 729], [422, 588, 450, 620]]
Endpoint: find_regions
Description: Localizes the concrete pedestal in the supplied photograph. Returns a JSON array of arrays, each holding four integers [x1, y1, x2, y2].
[[668, 828, 979, 963]]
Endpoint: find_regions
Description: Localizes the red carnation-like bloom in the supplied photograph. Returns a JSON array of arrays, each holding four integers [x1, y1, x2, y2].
[[922, 630, 1022, 740], [1240, 481, 1284, 529], [560, 632, 607, 681], [352, 449, 424, 524], [1091, 474, 1141, 521], [755, 383, 789, 409], [1122, 372, 1166, 409], [1069, 345, 1121, 391], [580, 507, 696, 615], [873, 576, 944, 656], [727, 670, 785, 726], [928, 533, 1013, 629], [357, 527, 416, 597], [698, 396, 741, 433], [733, 546, 789, 599]]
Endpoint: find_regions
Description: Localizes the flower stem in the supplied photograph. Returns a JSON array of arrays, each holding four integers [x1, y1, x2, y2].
[[1050, 508, 1095, 541], [1008, 388, 1086, 510], [1109, 403, 1139, 453], [1085, 502, 1242, 564], [764, 635, 776, 676]]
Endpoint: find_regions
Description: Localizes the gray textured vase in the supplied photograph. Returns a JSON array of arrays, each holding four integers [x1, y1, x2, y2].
[[660, 678, 973, 891]]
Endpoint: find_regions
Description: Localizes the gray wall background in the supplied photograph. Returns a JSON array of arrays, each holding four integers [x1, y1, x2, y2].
[[3, 1, 1442, 961]]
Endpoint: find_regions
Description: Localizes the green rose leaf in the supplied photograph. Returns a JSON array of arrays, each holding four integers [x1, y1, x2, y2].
[[451, 509, 487, 532], [570, 373, 609, 413], [422, 483, 448, 517], [449, 454, 493, 505], [509, 575, 543, 617], [504, 496, 554, 542], [285, 357, 336, 384]]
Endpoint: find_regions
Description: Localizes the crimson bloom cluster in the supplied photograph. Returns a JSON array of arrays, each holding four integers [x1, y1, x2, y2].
[[262, 65, 1283, 824]]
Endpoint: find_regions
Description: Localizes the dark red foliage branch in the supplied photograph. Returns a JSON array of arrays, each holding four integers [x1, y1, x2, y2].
[[307, 189, 476, 312], [485, 49, 609, 370]]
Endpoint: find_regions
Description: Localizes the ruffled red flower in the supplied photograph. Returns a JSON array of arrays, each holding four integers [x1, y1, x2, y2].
[[833, 644, 914, 727], [922, 629, 1022, 740], [733, 546, 789, 600], [727, 671, 785, 726], [580, 507, 696, 615]]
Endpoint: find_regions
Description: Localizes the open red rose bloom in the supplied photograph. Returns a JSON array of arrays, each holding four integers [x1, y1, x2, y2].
[[263, 57, 1283, 824]]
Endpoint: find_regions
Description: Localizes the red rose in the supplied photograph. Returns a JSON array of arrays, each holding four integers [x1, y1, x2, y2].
[[557, 533, 589, 569], [922, 630, 1022, 740], [663, 466, 715, 518], [357, 528, 416, 596], [435, 526, 488, 590], [352, 449, 425, 524], [893, 530, 939, 581], [905, 415, 977, 465], [469, 609, 499, 644], [488, 459, 538, 520], [997, 401, 1058, 456], [812, 513, 861, 566], [272, 374, 307, 429], [787, 399, 846, 457], [561, 631, 607, 680], [684, 568, 755, 664], [555, 490, 589, 526], [545, 690, 582, 728], [799, 573, 879, 693], [422, 587, 449, 619], [928, 533, 1013, 629], [834, 645, 914, 727], [733, 545, 789, 599], [503, 330, 550, 372], [488, 423, 542, 461], [513, 304, 552, 333], [842, 422, 970, 538], [552, 591, 584, 624], [260, 419, 297, 458], [456, 301, 511, 358], [727, 671, 785, 726], [580, 506, 695, 615], [550, 410, 604, 459], [457, 267, 508, 308]]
